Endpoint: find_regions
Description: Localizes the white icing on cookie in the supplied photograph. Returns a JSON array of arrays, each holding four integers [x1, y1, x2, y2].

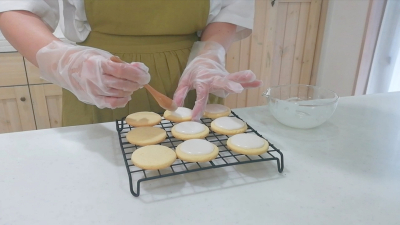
[[205, 104, 229, 114], [213, 117, 245, 130], [230, 133, 265, 149], [174, 121, 205, 134], [170, 107, 192, 118], [180, 139, 214, 155]]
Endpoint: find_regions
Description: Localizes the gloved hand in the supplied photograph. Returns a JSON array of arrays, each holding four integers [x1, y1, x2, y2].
[[36, 41, 151, 109], [173, 41, 263, 121]]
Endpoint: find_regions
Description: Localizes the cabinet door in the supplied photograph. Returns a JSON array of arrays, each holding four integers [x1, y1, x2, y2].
[[0, 53, 27, 86], [30, 84, 62, 129], [0, 86, 36, 133], [225, 0, 322, 108], [24, 58, 51, 85]]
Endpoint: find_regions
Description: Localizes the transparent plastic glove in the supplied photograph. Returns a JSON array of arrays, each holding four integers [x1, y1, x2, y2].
[[173, 41, 263, 121], [36, 41, 151, 109]]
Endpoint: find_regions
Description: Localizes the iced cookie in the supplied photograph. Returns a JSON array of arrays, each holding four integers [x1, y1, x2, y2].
[[210, 116, 247, 135], [227, 133, 269, 155], [126, 127, 166, 146], [176, 139, 219, 162], [203, 104, 231, 119], [125, 111, 162, 127], [171, 121, 209, 140], [131, 145, 176, 170], [163, 107, 192, 123]]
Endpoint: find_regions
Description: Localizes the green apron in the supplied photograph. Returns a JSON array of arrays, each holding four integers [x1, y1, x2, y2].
[[62, 0, 221, 126]]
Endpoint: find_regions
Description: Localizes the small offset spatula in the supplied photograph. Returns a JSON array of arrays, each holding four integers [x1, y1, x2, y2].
[[110, 56, 177, 112]]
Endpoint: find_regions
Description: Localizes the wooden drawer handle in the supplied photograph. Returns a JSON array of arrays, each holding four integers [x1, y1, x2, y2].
[[20, 97, 26, 102]]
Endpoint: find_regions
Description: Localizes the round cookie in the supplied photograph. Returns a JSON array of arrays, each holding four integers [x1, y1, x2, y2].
[[131, 145, 176, 170], [227, 133, 269, 155], [176, 139, 219, 162], [125, 111, 162, 127], [203, 104, 231, 119], [126, 127, 166, 146], [171, 121, 209, 140], [163, 107, 192, 123], [210, 117, 247, 135]]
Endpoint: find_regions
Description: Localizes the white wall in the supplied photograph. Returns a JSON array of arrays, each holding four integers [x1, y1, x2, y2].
[[316, 0, 370, 97], [367, 0, 400, 94]]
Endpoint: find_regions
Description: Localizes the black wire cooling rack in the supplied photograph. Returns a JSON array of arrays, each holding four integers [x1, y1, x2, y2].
[[116, 111, 284, 197]]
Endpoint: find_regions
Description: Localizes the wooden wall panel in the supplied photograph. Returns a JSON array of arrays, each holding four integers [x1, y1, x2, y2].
[[270, 3, 289, 87], [299, 0, 322, 84], [258, 0, 279, 106], [237, 36, 251, 108], [246, 0, 269, 107], [225, 41, 241, 108], [292, 3, 310, 85], [279, 3, 300, 85], [224, 0, 323, 109]]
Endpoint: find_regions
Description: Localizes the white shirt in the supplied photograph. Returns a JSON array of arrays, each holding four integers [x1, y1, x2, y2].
[[0, 0, 254, 42]]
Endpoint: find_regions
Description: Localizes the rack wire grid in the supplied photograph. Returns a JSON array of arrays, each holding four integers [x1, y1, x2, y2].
[[116, 111, 284, 197]]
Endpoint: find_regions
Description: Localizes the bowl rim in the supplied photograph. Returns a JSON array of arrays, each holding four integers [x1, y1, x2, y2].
[[262, 84, 339, 106]]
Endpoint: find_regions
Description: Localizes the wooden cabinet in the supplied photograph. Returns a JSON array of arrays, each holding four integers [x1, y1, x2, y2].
[[0, 53, 36, 134], [0, 53, 62, 133], [24, 59, 51, 85], [0, 53, 27, 86], [24, 59, 62, 129], [0, 86, 36, 133], [225, 0, 326, 108], [30, 84, 62, 129]]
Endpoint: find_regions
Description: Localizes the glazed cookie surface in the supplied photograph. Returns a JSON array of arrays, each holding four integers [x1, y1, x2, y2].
[[171, 121, 209, 140], [227, 133, 269, 155], [131, 145, 176, 170], [163, 107, 192, 123], [176, 139, 219, 162], [125, 111, 162, 127], [210, 116, 247, 135], [203, 104, 231, 119], [126, 127, 167, 146]]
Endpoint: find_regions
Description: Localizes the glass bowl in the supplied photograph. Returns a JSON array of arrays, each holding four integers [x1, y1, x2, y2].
[[262, 84, 339, 129]]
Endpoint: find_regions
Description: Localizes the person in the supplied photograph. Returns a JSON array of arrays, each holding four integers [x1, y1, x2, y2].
[[0, 0, 262, 126]]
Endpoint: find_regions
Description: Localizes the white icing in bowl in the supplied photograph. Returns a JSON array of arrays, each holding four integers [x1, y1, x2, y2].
[[180, 139, 214, 155], [213, 117, 245, 130], [205, 104, 229, 114], [174, 121, 205, 134], [230, 133, 265, 149]]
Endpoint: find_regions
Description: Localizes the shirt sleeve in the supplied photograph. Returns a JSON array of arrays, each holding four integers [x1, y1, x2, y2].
[[60, 0, 91, 43], [205, 0, 255, 41], [0, 0, 59, 31]]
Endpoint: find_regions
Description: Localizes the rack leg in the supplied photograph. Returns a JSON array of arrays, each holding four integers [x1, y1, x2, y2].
[[135, 180, 142, 197], [276, 151, 284, 173], [128, 175, 140, 197]]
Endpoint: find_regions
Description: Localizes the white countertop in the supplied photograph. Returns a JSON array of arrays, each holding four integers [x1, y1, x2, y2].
[[1, 92, 400, 225]]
